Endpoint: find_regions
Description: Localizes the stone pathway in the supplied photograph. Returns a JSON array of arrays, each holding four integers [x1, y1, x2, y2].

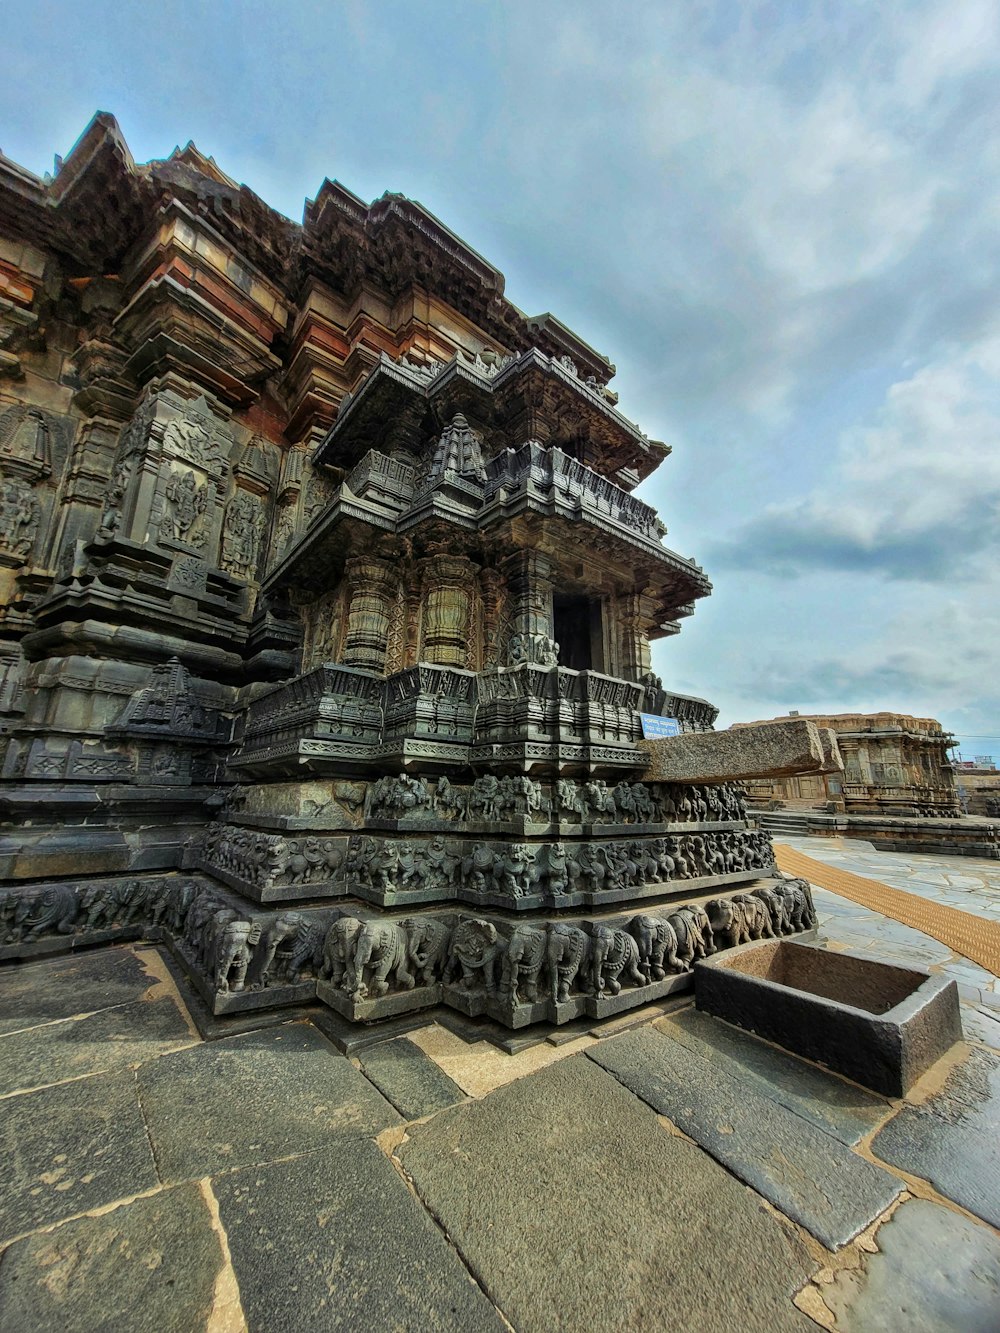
[[775, 842, 1000, 975], [1, 896, 1000, 1330], [778, 835, 1000, 1052]]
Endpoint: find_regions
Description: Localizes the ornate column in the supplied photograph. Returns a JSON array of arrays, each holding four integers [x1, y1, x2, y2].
[[479, 567, 509, 669], [618, 591, 653, 681], [501, 550, 556, 662], [341, 557, 398, 673], [419, 554, 478, 667]]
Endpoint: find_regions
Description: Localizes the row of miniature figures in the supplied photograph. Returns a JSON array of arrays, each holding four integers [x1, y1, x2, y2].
[[345, 830, 774, 899], [189, 822, 773, 894], [365, 775, 748, 825]]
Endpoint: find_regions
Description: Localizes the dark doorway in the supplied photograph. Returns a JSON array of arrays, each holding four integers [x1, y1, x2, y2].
[[553, 594, 605, 672]]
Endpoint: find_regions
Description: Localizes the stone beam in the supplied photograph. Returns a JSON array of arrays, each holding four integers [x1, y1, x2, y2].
[[639, 719, 844, 785]]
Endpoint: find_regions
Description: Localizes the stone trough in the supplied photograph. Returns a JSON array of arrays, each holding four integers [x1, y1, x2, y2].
[[694, 939, 962, 1096]]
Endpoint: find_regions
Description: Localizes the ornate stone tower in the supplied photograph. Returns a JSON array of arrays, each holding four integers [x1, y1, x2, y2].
[[0, 116, 813, 1031]]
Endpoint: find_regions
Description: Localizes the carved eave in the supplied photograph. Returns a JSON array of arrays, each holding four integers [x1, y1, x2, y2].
[[0, 114, 156, 275], [315, 348, 667, 483], [147, 152, 295, 288], [108, 200, 288, 406], [524, 312, 615, 384], [297, 183, 528, 353]]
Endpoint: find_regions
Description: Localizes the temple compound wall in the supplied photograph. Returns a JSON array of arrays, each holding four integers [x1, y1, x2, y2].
[[0, 115, 818, 1030]]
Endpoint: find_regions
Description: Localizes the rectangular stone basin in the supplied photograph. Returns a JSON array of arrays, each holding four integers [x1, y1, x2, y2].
[[694, 940, 962, 1096]]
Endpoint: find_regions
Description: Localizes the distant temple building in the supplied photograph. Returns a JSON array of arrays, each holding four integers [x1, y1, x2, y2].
[[739, 713, 960, 818]]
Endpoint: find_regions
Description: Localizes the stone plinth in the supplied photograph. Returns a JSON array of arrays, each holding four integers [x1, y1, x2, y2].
[[640, 719, 842, 785]]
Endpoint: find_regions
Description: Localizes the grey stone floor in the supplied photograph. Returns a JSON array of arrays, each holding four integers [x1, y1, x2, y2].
[[2, 838, 1000, 1332]]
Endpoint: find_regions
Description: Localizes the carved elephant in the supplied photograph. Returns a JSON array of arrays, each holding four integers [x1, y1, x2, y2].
[[704, 897, 752, 949], [216, 920, 260, 993], [751, 886, 790, 935], [249, 911, 324, 988], [446, 918, 501, 993], [6, 884, 80, 943], [775, 877, 816, 931], [202, 908, 240, 969], [732, 893, 775, 940], [501, 925, 548, 1004], [673, 903, 716, 957], [546, 922, 590, 1002], [165, 880, 196, 932], [80, 883, 123, 932], [589, 924, 646, 996], [401, 916, 452, 986], [117, 880, 156, 927], [351, 920, 414, 999], [320, 915, 363, 989], [628, 914, 680, 981]]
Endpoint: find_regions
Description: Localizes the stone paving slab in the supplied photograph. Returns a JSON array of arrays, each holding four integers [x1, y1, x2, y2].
[[0, 947, 160, 1035], [136, 1022, 401, 1183], [214, 1138, 504, 1332], [357, 1037, 466, 1120], [0, 996, 194, 1097], [656, 1008, 889, 1146], [963, 1003, 1000, 1051], [871, 1046, 1000, 1228], [0, 1182, 223, 1333], [0, 1070, 158, 1244], [400, 1055, 816, 1332], [589, 1026, 902, 1249], [822, 1198, 1000, 1332]]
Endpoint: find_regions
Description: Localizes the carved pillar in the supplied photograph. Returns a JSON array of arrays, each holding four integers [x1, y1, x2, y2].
[[341, 557, 398, 673], [618, 592, 653, 681], [418, 554, 478, 667], [479, 567, 509, 669], [502, 551, 556, 657]]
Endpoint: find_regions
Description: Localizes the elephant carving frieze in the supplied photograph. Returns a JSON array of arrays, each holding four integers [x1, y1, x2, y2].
[[0, 874, 817, 1029]]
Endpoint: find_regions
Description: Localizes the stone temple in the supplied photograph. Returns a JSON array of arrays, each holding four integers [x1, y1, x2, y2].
[[0, 114, 820, 1031]]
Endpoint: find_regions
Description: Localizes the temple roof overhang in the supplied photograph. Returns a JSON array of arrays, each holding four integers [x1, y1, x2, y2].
[[0, 114, 616, 387], [314, 349, 668, 484]]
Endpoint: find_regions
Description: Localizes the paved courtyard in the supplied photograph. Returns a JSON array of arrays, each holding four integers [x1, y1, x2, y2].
[[1, 840, 999, 1331]]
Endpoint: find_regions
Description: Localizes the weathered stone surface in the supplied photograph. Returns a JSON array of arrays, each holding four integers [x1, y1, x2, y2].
[[657, 1007, 889, 1145], [871, 1046, 1000, 1227], [694, 938, 963, 1096], [0, 946, 158, 1035], [589, 1026, 903, 1248], [640, 718, 839, 784], [358, 1037, 465, 1119], [0, 1071, 158, 1243], [136, 1022, 401, 1182], [214, 1139, 503, 1332], [0, 995, 194, 1097], [0, 1183, 223, 1333], [400, 1056, 816, 1331], [822, 1198, 1000, 1332]]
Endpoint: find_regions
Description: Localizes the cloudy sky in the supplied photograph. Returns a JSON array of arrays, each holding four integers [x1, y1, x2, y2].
[[5, 0, 999, 758]]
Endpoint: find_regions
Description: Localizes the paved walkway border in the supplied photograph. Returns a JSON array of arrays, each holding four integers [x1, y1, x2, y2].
[[775, 843, 1000, 977]]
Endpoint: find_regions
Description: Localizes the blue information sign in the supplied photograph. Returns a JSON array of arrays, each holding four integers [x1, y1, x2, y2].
[[639, 714, 681, 739]]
